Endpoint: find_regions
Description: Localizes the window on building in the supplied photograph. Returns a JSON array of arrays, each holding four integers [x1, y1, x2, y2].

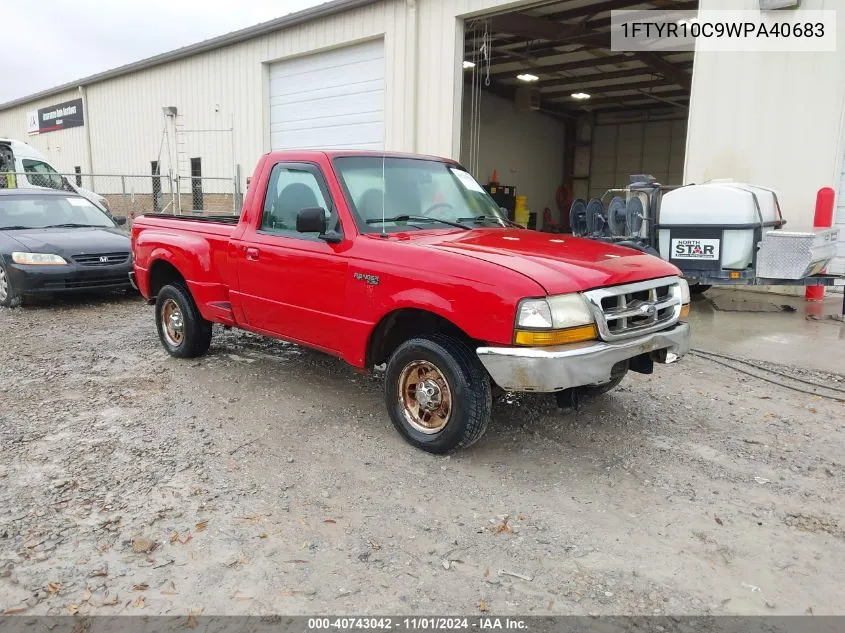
[[190, 157, 203, 210], [151, 161, 162, 214]]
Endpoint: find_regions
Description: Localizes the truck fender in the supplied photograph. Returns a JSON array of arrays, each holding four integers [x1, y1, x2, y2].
[[139, 232, 213, 274], [360, 289, 481, 368]]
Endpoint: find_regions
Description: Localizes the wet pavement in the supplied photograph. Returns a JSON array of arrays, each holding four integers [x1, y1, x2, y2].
[[689, 289, 845, 374]]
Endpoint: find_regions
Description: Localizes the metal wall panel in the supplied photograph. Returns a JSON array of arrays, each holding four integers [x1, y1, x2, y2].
[[459, 91, 565, 220], [0, 0, 551, 195], [0, 89, 89, 173], [0, 1, 403, 190], [588, 119, 686, 199], [686, 0, 845, 238], [831, 158, 845, 274]]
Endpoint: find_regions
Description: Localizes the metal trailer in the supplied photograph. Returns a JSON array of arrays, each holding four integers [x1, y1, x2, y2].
[[570, 177, 845, 316]]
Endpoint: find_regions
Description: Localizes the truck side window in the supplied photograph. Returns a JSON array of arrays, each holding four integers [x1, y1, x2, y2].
[[261, 163, 338, 236]]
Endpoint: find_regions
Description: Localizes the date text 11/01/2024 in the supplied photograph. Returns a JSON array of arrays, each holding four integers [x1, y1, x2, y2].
[[307, 617, 529, 630]]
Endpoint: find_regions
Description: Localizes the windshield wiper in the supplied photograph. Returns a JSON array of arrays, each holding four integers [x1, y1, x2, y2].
[[41, 223, 99, 228], [458, 215, 523, 228], [367, 215, 470, 230]]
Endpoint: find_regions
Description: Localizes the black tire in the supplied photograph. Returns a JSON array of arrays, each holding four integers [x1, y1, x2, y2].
[[583, 369, 627, 397], [0, 263, 22, 308], [689, 283, 712, 295], [384, 334, 492, 453], [155, 283, 212, 358], [556, 367, 628, 408]]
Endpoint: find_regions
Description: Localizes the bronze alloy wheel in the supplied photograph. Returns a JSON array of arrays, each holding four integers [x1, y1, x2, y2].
[[160, 298, 185, 347], [398, 360, 452, 434]]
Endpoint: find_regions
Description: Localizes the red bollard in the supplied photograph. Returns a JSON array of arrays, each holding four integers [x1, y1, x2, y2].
[[805, 187, 835, 301]]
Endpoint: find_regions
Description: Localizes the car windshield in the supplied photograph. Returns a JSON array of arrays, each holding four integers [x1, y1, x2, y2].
[[333, 156, 508, 233], [0, 194, 115, 230]]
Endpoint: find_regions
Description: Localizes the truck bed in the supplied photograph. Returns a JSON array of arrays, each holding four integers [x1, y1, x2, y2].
[[138, 213, 241, 225], [131, 214, 239, 324]]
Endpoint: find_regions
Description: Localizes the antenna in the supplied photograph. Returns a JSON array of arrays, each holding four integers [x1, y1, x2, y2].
[[380, 151, 386, 237]]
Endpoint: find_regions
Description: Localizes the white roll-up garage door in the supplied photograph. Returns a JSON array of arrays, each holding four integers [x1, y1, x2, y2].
[[269, 39, 385, 151]]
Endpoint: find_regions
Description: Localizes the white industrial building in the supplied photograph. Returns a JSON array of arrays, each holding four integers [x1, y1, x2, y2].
[[0, 0, 842, 270]]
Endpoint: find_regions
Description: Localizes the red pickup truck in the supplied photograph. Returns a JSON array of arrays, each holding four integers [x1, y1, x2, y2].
[[131, 151, 690, 453]]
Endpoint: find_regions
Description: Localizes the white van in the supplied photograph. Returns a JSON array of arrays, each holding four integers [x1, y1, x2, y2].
[[0, 138, 110, 213]]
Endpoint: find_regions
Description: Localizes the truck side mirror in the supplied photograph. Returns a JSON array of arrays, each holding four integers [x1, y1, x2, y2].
[[296, 207, 327, 234], [113, 215, 128, 226]]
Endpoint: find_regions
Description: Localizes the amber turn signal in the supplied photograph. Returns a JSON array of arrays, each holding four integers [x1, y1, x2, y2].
[[680, 304, 691, 319], [514, 324, 597, 346]]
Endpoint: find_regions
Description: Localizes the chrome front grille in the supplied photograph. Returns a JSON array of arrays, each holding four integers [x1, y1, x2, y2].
[[583, 276, 683, 341], [71, 252, 130, 266]]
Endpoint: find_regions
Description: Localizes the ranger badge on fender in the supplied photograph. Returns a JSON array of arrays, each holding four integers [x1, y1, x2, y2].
[[353, 272, 380, 286]]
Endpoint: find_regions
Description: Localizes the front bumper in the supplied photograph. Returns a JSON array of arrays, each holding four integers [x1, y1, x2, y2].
[[7, 262, 133, 294], [477, 322, 690, 392]]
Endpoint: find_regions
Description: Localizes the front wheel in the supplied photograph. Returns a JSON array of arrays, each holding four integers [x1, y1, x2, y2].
[[0, 264, 21, 308], [384, 334, 491, 453], [155, 283, 212, 358]]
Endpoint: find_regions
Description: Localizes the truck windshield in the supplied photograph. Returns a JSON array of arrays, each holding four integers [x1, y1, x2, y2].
[[333, 156, 508, 233]]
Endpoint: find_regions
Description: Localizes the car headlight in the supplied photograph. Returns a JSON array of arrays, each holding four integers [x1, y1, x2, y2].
[[515, 298, 553, 329], [678, 278, 691, 319], [11, 252, 68, 265], [515, 294, 597, 346]]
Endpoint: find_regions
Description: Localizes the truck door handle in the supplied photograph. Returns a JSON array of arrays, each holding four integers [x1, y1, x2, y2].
[[245, 247, 260, 261]]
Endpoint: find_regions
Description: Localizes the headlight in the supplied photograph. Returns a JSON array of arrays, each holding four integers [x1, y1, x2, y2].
[[515, 294, 597, 346], [516, 299, 553, 329], [11, 252, 68, 265], [548, 294, 595, 329]]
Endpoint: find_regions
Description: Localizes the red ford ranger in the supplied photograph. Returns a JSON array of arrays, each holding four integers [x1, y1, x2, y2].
[[131, 151, 690, 453]]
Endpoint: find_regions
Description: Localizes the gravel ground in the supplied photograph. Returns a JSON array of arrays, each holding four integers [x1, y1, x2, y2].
[[1, 294, 844, 617]]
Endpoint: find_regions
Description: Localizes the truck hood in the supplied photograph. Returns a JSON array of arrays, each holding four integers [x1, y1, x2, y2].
[[419, 229, 680, 294]]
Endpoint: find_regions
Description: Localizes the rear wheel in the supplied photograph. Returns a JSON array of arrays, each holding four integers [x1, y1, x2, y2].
[[155, 283, 212, 358], [0, 264, 21, 308], [384, 334, 491, 453]]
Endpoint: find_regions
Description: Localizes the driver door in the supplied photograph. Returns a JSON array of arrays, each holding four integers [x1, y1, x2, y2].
[[234, 162, 348, 354]]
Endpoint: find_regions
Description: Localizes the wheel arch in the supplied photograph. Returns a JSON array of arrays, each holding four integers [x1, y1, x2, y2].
[[148, 259, 187, 299], [365, 307, 479, 369]]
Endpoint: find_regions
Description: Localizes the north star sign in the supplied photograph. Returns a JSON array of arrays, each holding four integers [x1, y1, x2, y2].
[[26, 98, 85, 135]]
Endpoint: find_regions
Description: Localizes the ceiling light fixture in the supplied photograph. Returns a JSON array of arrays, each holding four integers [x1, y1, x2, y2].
[[463, 60, 476, 69], [571, 92, 591, 100], [517, 73, 539, 82]]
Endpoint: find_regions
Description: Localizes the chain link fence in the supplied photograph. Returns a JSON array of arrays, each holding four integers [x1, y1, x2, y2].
[[1, 171, 243, 222]]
